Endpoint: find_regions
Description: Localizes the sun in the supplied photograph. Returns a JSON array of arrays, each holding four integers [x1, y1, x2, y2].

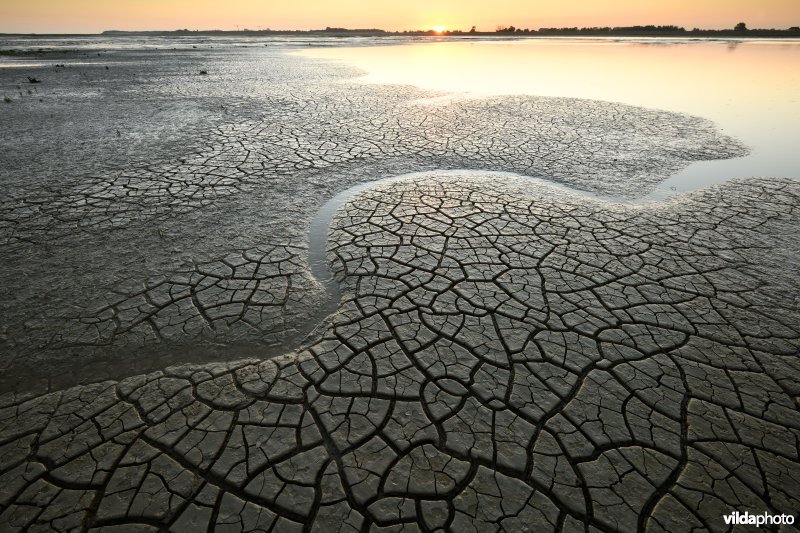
[[432, 25, 447, 34]]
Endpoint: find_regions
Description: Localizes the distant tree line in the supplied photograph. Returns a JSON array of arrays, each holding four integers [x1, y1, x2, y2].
[[537, 24, 686, 34], [101, 23, 800, 37], [495, 26, 532, 33], [493, 23, 800, 36], [324, 27, 385, 33]]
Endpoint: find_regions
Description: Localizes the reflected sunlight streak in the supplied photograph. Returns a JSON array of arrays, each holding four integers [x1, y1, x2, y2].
[[300, 38, 800, 183]]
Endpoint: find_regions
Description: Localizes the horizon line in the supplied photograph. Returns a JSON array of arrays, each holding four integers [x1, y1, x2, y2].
[[3, 23, 800, 37]]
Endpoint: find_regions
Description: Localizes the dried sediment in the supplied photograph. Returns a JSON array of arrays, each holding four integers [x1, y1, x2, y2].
[[0, 173, 797, 531], [0, 44, 746, 390]]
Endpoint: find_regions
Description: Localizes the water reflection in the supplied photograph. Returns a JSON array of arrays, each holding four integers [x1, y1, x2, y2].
[[300, 38, 800, 198]]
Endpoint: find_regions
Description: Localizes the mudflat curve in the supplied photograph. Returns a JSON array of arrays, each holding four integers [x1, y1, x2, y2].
[[0, 43, 748, 393], [0, 171, 797, 531], [3, 40, 797, 532], [306, 169, 655, 330]]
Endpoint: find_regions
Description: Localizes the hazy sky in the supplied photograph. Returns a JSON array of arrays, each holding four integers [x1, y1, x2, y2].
[[1, 0, 799, 34]]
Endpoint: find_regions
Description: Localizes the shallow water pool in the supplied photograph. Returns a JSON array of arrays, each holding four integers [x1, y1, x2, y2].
[[300, 37, 800, 200]]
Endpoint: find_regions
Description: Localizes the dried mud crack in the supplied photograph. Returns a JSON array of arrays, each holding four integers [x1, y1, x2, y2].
[[1, 44, 797, 532], [0, 45, 746, 391], [1, 173, 798, 531]]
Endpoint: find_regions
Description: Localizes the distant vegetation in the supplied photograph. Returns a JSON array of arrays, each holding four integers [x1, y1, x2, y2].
[[495, 23, 799, 37], [323, 27, 386, 33], [538, 25, 687, 34], [95, 23, 800, 38]]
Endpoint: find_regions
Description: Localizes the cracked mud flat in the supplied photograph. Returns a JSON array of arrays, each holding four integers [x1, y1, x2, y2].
[[0, 40, 798, 531]]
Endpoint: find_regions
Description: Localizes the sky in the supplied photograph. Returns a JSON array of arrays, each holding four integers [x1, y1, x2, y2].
[[1, 0, 799, 34]]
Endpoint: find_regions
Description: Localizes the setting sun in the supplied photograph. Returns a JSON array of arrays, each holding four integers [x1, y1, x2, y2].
[[432, 25, 447, 33]]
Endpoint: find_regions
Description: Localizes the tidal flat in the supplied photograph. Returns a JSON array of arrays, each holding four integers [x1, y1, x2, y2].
[[0, 36, 798, 531]]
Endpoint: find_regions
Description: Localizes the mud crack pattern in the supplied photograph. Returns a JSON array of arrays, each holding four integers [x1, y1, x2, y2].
[[0, 46, 746, 388], [1, 174, 797, 532]]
